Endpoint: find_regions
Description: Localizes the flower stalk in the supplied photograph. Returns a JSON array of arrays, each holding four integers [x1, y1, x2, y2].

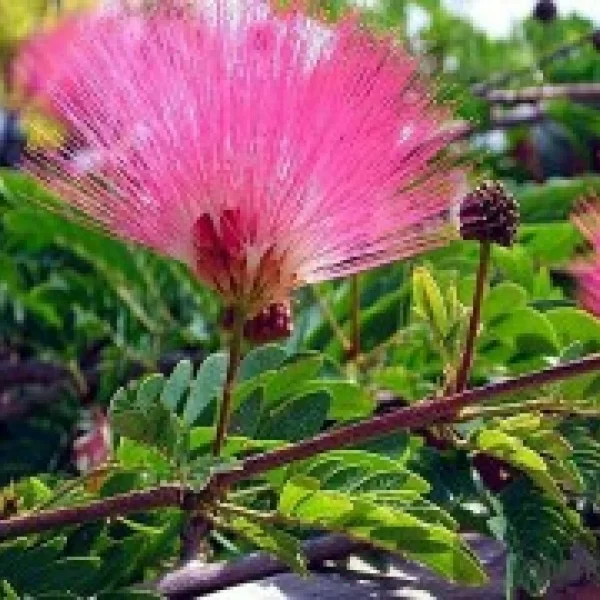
[[454, 241, 491, 393], [348, 274, 361, 362], [213, 307, 245, 457], [312, 287, 352, 355]]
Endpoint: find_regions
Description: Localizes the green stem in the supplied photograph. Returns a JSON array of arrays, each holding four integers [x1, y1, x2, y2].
[[218, 502, 282, 524], [348, 275, 361, 362], [458, 400, 600, 421], [213, 308, 245, 457], [454, 242, 491, 393], [311, 287, 351, 354]]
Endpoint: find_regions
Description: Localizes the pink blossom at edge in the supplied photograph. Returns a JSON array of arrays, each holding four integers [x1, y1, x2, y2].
[[572, 197, 600, 318]]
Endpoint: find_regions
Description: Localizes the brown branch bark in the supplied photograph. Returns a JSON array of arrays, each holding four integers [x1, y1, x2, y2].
[[471, 32, 594, 97], [449, 106, 546, 142], [0, 485, 185, 540], [216, 352, 600, 487], [485, 83, 600, 106], [2, 352, 600, 541]]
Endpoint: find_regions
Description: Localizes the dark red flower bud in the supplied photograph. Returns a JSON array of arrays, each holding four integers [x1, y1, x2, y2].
[[244, 301, 293, 343], [459, 181, 520, 247], [221, 302, 294, 343]]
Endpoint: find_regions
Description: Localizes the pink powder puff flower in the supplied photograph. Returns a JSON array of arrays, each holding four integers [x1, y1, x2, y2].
[[14, 1, 467, 318], [571, 196, 600, 317]]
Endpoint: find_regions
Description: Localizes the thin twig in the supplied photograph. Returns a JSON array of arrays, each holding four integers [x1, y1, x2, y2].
[[471, 32, 594, 97], [0, 485, 185, 540], [449, 106, 547, 142], [454, 242, 491, 393], [311, 287, 352, 354], [458, 399, 600, 421], [348, 275, 361, 362], [485, 82, 600, 106], [3, 353, 600, 541], [216, 352, 600, 487]]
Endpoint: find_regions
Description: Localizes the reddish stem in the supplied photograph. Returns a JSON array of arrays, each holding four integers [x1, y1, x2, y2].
[[454, 242, 491, 393], [2, 352, 600, 541]]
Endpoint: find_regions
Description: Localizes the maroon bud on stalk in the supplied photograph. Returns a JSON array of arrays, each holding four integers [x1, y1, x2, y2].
[[533, 0, 557, 22], [221, 301, 294, 343], [244, 302, 293, 343], [459, 181, 520, 247]]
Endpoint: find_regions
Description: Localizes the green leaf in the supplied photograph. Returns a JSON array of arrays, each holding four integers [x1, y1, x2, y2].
[[136, 374, 166, 408], [263, 356, 323, 408], [110, 387, 132, 413], [229, 386, 263, 438], [300, 450, 430, 495], [0, 540, 30, 576], [115, 438, 171, 479], [279, 476, 321, 514], [292, 380, 374, 421], [1, 581, 19, 600], [111, 403, 179, 458], [483, 282, 528, 322], [561, 424, 600, 499], [258, 391, 330, 442], [412, 267, 448, 337], [238, 344, 287, 381], [494, 478, 589, 597], [515, 177, 600, 223], [85, 534, 148, 593], [546, 307, 600, 350], [278, 480, 487, 586], [474, 429, 565, 504], [226, 515, 308, 575], [187, 455, 240, 490], [16, 476, 53, 508], [1, 538, 67, 590], [161, 360, 193, 411], [21, 556, 101, 595], [354, 287, 409, 355], [372, 366, 424, 403], [519, 223, 581, 264], [183, 353, 228, 425], [490, 308, 559, 350], [99, 471, 140, 498]]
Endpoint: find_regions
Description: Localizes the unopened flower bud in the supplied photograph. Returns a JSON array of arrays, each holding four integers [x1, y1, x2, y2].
[[459, 181, 519, 247], [244, 301, 293, 343], [221, 301, 294, 343]]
